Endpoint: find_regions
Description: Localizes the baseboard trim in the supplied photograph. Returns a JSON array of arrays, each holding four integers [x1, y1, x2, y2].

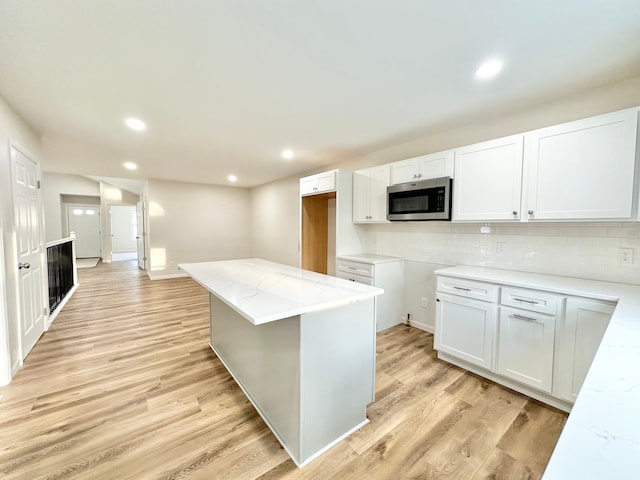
[[409, 320, 434, 334]]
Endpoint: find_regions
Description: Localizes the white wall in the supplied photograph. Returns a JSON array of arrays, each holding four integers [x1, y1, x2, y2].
[[0, 94, 44, 383], [250, 176, 301, 267], [41, 172, 100, 242], [146, 179, 252, 279], [250, 76, 640, 331]]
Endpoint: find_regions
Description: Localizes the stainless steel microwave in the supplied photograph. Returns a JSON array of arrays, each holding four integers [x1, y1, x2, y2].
[[387, 177, 452, 221]]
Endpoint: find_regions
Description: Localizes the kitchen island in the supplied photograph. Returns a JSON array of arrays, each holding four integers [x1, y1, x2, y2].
[[179, 258, 383, 467]]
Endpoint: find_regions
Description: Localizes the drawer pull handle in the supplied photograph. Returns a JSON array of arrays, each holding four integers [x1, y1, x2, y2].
[[453, 286, 471, 292], [348, 266, 358, 270], [511, 313, 538, 322], [513, 297, 539, 305]]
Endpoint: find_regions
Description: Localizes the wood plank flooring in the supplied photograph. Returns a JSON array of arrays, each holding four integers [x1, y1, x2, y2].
[[0, 260, 567, 479]]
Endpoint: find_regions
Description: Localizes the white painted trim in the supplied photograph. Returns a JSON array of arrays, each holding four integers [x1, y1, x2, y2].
[[0, 217, 11, 386], [410, 320, 434, 334], [147, 272, 188, 281]]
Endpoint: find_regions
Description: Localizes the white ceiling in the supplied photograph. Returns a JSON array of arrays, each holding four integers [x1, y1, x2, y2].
[[1, 1, 640, 188]]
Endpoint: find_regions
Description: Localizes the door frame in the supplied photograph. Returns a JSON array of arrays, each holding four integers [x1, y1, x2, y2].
[[0, 210, 11, 385], [136, 201, 146, 270]]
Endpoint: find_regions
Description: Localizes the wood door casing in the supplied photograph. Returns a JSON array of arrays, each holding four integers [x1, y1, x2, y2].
[[301, 192, 335, 274]]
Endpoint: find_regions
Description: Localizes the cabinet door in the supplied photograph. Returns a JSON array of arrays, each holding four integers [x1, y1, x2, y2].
[[525, 108, 638, 220], [435, 292, 496, 370], [390, 150, 454, 184], [453, 135, 524, 221], [352, 170, 370, 222], [417, 150, 454, 180], [301, 171, 337, 196], [300, 176, 317, 196], [555, 298, 614, 402], [368, 165, 390, 221], [390, 158, 419, 184], [498, 307, 555, 393], [316, 171, 336, 193]]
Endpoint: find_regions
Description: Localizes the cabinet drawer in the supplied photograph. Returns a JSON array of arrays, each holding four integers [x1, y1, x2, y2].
[[336, 271, 374, 286], [501, 287, 558, 315], [336, 259, 374, 278], [437, 276, 498, 303]]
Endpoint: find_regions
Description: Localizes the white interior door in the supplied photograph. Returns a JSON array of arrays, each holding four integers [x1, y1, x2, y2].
[[11, 144, 45, 360], [110, 205, 137, 253], [67, 205, 101, 258], [136, 201, 146, 269]]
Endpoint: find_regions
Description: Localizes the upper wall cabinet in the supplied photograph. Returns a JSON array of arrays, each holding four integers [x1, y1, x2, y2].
[[523, 109, 639, 221], [390, 150, 454, 185], [353, 165, 390, 223], [300, 170, 337, 196], [452, 135, 524, 222]]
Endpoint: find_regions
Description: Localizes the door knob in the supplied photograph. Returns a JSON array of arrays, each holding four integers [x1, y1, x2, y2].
[[18, 262, 30, 270]]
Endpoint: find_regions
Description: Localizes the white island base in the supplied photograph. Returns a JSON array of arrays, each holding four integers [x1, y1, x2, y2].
[[208, 294, 375, 467]]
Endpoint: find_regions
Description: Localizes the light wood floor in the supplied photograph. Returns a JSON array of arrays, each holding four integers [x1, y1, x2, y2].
[[0, 260, 567, 479]]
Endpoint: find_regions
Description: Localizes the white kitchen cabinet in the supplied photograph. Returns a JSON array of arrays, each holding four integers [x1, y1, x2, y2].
[[524, 108, 639, 221], [353, 165, 390, 223], [554, 298, 614, 402], [452, 135, 524, 222], [300, 170, 337, 196], [435, 291, 497, 370], [435, 265, 627, 412], [390, 150, 454, 185], [336, 254, 404, 332], [300, 170, 363, 276], [498, 306, 555, 393]]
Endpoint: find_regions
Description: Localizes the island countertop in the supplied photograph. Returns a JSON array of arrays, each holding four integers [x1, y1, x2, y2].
[[179, 258, 383, 325]]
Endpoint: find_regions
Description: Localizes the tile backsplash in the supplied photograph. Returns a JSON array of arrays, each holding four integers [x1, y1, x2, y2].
[[364, 221, 640, 286]]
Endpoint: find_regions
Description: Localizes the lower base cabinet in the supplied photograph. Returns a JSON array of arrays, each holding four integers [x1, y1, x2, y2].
[[435, 292, 496, 370], [554, 297, 615, 402], [497, 307, 555, 393], [435, 270, 614, 411]]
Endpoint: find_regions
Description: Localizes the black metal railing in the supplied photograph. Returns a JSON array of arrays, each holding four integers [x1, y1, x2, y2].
[[47, 239, 75, 314]]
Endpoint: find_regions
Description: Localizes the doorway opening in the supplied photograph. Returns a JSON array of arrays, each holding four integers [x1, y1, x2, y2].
[[109, 205, 138, 263]]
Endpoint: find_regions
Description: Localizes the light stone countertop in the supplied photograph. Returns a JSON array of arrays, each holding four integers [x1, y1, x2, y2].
[[435, 265, 640, 479], [336, 253, 403, 264], [179, 258, 383, 325]]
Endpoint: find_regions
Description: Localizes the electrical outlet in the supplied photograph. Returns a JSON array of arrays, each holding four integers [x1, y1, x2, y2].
[[496, 241, 505, 255], [420, 297, 428, 308], [619, 248, 634, 265]]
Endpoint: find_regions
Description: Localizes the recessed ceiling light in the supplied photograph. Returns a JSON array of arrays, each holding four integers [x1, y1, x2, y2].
[[125, 117, 146, 131], [282, 149, 294, 160], [123, 162, 137, 170], [475, 59, 503, 80], [228, 175, 237, 182]]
